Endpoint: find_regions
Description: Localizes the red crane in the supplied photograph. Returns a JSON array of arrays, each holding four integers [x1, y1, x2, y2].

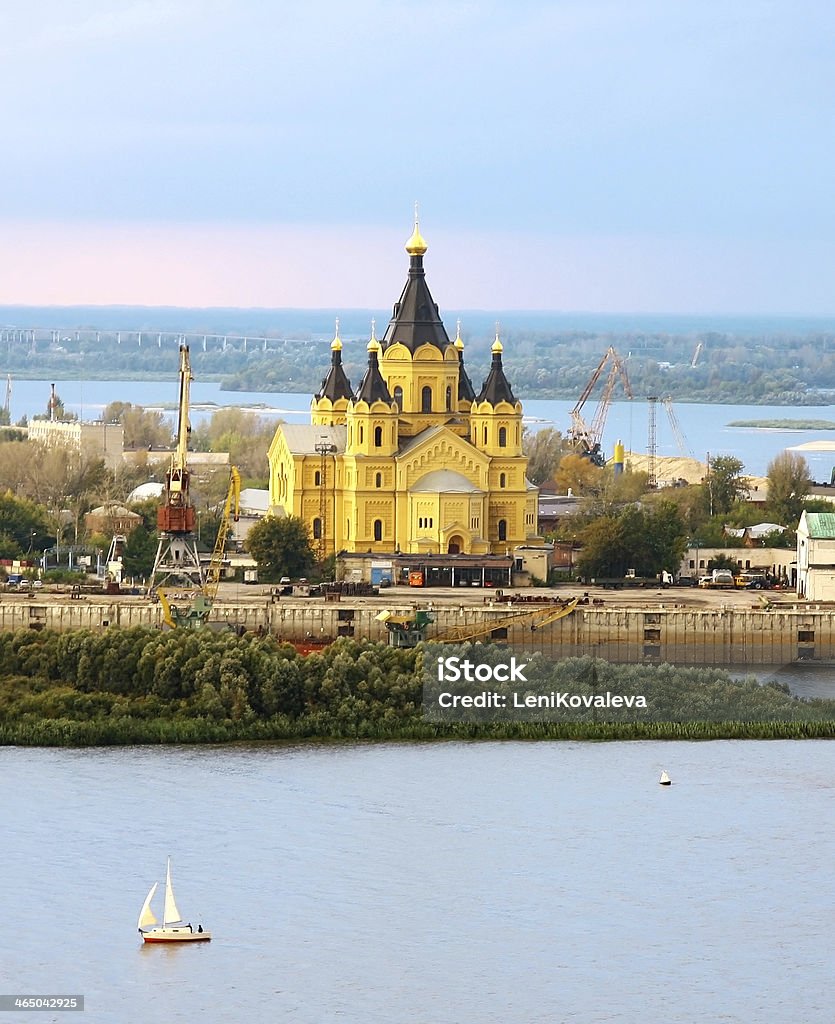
[[150, 345, 203, 592]]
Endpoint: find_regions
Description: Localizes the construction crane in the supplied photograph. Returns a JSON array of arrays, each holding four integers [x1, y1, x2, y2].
[[569, 347, 632, 466], [377, 599, 578, 648], [661, 396, 693, 458], [150, 345, 203, 592], [157, 466, 241, 630], [205, 466, 241, 602]]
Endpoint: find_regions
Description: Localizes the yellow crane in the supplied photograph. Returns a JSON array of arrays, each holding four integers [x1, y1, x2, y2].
[[376, 599, 577, 648], [435, 598, 579, 643], [204, 466, 241, 603]]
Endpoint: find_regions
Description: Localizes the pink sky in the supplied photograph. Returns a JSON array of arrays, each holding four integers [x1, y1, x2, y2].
[[2, 220, 834, 314]]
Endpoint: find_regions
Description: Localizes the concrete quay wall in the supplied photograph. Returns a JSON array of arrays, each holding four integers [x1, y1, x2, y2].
[[0, 598, 833, 667]]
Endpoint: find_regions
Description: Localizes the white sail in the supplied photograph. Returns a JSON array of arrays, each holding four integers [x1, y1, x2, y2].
[[137, 882, 159, 930], [163, 859, 183, 925]]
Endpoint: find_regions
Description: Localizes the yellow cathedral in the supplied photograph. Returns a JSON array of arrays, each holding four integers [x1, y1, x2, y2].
[[267, 220, 541, 575]]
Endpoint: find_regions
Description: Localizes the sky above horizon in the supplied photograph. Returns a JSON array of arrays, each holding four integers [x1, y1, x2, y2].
[[0, 0, 833, 315]]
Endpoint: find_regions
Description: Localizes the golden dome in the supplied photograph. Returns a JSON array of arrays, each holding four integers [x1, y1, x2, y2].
[[454, 319, 464, 350], [331, 318, 342, 351], [491, 331, 503, 355], [405, 204, 428, 255], [367, 337, 381, 354]]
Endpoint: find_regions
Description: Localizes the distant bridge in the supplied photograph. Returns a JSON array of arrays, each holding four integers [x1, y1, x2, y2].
[[0, 327, 332, 353]]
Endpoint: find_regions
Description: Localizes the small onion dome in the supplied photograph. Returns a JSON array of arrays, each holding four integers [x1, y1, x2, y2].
[[331, 318, 342, 351], [406, 221, 428, 256], [491, 332, 503, 355], [367, 336, 382, 354], [454, 320, 464, 350]]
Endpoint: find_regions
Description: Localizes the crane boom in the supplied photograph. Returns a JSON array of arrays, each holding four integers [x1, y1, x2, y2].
[[205, 467, 241, 602], [662, 396, 693, 457], [569, 346, 632, 465]]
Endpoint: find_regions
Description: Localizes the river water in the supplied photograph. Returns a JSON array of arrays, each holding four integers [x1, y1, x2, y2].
[[2, 741, 833, 1023], [9, 378, 835, 478]]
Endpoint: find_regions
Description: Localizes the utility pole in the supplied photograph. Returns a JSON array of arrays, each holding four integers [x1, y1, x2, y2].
[[647, 396, 658, 489], [315, 437, 337, 562]]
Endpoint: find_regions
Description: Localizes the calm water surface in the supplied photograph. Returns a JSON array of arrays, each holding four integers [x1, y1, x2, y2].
[[2, 741, 834, 1023]]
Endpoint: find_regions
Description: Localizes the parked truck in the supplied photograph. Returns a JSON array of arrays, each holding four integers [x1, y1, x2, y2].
[[698, 569, 736, 588]]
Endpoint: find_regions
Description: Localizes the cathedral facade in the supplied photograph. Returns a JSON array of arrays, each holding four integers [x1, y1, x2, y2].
[[267, 222, 540, 561]]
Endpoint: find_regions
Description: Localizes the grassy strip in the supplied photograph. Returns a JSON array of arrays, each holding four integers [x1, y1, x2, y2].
[[1, 716, 834, 747], [727, 418, 835, 429]]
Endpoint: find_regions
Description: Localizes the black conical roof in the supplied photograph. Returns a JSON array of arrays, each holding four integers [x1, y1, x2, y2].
[[382, 250, 450, 353], [354, 345, 393, 405], [458, 349, 476, 403], [315, 346, 353, 402], [477, 349, 517, 405]]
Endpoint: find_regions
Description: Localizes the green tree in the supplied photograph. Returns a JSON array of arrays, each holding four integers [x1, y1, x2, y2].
[[765, 451, 811, 527], [576, 502, 687, 579], [122, 525, 157, 580], [704, 455, 748, 516], [0, 492, 52, 555], [245, 516, 315, 581]]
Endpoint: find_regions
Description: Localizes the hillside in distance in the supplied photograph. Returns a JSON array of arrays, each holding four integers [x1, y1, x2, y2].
[[1, 306, 834, 405]]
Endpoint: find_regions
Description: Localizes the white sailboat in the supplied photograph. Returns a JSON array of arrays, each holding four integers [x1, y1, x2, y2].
[[138, 858, 211, 943], [659, 770, 672, 786]]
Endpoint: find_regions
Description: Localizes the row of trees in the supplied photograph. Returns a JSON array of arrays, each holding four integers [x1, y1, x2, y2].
[[7, 325, 835, 405], [521, 423, 824, 579], [0, 629, 832, 746], [0, 403, 281, 569]]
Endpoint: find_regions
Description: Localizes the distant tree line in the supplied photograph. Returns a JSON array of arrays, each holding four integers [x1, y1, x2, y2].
[[6, 327, 835, 405]]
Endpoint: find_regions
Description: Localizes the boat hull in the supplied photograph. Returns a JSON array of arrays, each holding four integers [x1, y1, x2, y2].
[[141, 928, 211, 943]]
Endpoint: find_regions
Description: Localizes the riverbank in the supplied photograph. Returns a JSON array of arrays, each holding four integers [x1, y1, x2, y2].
[[1, 628, 834, 746]]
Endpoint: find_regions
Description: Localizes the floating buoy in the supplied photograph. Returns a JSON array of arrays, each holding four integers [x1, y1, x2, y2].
[[659, 770, 672, 786]]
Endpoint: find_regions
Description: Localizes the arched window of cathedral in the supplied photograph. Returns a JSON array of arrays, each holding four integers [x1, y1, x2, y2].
[[500, 472, 506, 488], [394, 386, 403, 410], [314, 470, 321, 486], [445, 386, 452, 411], [313, 517, 322, 539], [421, 386, 432, 413], [346, 519, 350, 539], [359, 425, 364, 444], [498, 426, 507, 448], [483, 425, 487, 446], [374, 519, 383, 542], [374, 425, 382, 448], [498, 519, 507, 541], [375, 472, 382, 488]]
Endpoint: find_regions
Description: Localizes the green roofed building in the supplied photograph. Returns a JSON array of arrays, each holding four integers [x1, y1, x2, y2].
[[797, 511, 835, 600]]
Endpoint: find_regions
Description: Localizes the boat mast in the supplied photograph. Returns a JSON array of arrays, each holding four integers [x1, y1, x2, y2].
[[163, 856, 170, 929]]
